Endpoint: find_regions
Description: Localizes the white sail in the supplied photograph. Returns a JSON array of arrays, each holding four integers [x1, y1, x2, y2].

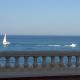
[[3, 33, 6, 43], [3, 33, 10, 45]]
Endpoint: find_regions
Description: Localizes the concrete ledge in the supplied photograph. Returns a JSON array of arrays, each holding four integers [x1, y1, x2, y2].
[[0, 68, 80, 78], [0, 75, 80, 80]]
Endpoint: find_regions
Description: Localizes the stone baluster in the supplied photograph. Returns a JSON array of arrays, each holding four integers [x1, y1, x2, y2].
[[33, 56, 37, 67], [51, 56, 55, 67], [15, 56, 19, 68], [59, 56, 64, 67], [76, 56, 80, 67], [0, 57, 5, 68], [0, 57, 2, 68], [6, 56, 10, 68], [42, 56, 46, 67], [67, 56, 72, 67], [24, 56, 28, 68]]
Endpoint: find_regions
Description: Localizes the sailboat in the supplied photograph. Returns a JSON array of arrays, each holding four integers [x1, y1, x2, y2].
[[2, 33, 10, 45]]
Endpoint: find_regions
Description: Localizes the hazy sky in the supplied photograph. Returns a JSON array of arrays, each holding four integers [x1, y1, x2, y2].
[[0, 0, 80, 35]]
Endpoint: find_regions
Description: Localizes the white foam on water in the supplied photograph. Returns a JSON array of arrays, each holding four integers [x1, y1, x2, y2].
[[64, 45, 70, 47], [36, 44, 61, 47], [70, 43, 77, 48], [36, 45, 46, 46], [64, 43, 77, 48], [48, 45, 61, 47]]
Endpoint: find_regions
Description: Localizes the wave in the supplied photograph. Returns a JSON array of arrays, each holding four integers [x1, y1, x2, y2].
[[48, 45, 61, 47], [7, 42, 77, 48], [36, 44, 77, 48], [36, 45, 46, 46], [64, 45, 69, 46], [36, 44, 61, 47], [64, 43, 77, 48]]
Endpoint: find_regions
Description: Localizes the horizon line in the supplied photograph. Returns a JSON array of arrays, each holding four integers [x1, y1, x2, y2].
[[1, 34, 80, 36]]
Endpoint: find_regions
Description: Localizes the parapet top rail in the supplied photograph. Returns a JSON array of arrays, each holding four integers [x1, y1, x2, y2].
[[0, 51, 80, 56]]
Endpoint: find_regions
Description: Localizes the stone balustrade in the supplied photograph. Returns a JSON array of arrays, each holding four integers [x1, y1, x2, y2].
[[0, 51, 79, 69], [0, 51, 80, 78]]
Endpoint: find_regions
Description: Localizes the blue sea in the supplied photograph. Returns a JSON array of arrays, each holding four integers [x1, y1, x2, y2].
[[0, 35, 80, 51], [0, 35, 79, 66]]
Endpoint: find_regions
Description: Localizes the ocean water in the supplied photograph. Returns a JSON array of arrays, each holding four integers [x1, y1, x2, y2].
[[0, 35, 80, 51], [0, 35, 79, 65]]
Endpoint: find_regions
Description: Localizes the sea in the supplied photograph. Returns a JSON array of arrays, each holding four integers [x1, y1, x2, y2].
[[0, 35, 80, 51], [0, 35, 80, 66]]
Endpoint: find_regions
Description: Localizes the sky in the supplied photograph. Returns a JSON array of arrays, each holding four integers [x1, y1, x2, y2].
[[0, 0, 80, 35]]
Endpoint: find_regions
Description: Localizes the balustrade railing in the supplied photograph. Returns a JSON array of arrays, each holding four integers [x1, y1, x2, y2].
[[0, 51, 80, 78], [0, 51, 79, 69]]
